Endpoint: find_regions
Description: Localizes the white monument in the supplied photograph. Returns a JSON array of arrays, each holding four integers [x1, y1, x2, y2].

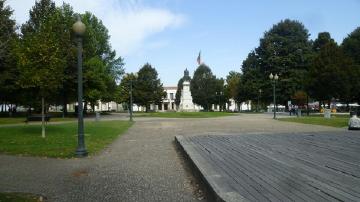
[[179, 69, 199, 112]]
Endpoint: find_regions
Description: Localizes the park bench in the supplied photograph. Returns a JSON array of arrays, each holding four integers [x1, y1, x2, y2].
[[26, 114, 51, 123]]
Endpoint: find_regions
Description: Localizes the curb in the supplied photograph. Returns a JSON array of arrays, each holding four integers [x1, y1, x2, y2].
[[175, 136, 248, 202]]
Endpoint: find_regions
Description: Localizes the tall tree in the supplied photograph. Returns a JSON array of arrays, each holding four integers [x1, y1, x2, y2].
[[0, 0, 18, 111], [190, 64, 217, 111], [226, 71, 241, 100], [342, 27, 360, 103], [237, 51, 263, 105], [342, 27, 360, 64], [80, 12, 124, 109], [17, 8, 66, 137], [133, 63, 166, 112], [308, 37, 353, 106], [21, 0, 56, 36], [254, 19, 313, 105]]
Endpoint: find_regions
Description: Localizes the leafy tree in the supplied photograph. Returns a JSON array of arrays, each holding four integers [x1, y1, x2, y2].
[[116, 73, 137, 105], [214, 78, 228, 111], [21, 0, 56, 36], [17, 9, 67, 137], [80, 12, 124, 110], [0, 0, 18, 112], [308, 38, 353, 106], [342, 27, 360, 64], [226, 71, 241, 100], [237, 51, 263, 105], [175, 78, 184, 107], [342, 27, 360, 103], [313, 32, 335, 52], [190, 64, 217, 111], [254, 19, 313, 106], [133, 63, 166, 112]]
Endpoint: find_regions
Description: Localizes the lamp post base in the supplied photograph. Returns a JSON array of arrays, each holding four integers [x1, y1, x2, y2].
[[75, 148, 88, 157]]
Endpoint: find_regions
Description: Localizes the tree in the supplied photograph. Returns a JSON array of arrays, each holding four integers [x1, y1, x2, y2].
[[313, 32, 335, 52], [190, 64, 217, 111], [17, 8, 66, 137], [133, 63, 166, 112], [175, 78, 184, 107], [21, 0, 56, 36], [116, 73, 137, 106], [308, 37, 353, 107], [254, 19, 313, 106], [80, 12, 124, 110], [342, 27, 360, 64], [226, 71, 241, 100], [342, 27, 360, 103], [237, 51, 262, 106], [0, 0, 18, 112]]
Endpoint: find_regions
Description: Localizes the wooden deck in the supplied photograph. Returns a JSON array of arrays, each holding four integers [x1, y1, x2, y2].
[[176, 132, 360, 202]]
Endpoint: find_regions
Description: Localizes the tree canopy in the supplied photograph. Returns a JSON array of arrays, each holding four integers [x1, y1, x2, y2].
[[133, 63, 166, 111], [190, 64, 217, 110]]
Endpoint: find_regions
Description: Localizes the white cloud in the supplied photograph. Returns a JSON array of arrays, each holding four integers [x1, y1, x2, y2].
[[6, 0, 186, 56]]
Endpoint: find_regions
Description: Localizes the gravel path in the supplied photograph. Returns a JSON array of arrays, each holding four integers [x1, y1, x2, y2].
[[0, 114, 343, 201]]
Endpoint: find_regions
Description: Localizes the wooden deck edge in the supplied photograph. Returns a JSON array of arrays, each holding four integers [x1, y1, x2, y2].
[[174, 135, 248, 202]]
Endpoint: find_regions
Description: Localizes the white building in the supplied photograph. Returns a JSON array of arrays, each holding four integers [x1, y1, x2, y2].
[[157, 86, 177, 111]]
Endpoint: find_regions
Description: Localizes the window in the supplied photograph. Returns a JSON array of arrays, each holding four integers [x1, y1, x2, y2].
[[170, 93, 174, 100]]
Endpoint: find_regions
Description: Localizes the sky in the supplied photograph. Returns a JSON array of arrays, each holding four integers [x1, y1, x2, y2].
[[6, 0, 360, 86]]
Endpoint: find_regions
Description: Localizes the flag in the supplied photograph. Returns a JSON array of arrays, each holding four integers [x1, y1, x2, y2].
[[197, 51, 201, 65]]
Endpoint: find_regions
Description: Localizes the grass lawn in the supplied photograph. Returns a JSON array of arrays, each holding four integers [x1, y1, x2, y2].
[[279, 116, 349, 128], [0, 120, 132, 158], [0, 192, 42, 202], [0, 117, 76, 125], [135, 111, 234, 118]]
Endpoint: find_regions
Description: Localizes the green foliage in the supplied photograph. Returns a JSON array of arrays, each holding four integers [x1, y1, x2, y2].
[[175, 78, 184, 106], [133, 63, 166, 111], [116, 73, 137, 104], [0, 0, 19, 104], [190, 64, 218, 110], [279, 116, 348, 128], [308, 33, 355, 104], [16, 11, 66, 99], [256, 19, 313, 105], [226, 71, 241, 100], [0, 120, 132, 158], [342, 27, 360, 64], [20, 0, 56, 36], [342, 27, 360, 103]]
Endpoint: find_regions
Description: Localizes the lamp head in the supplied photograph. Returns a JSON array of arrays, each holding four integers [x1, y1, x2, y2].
[[274, 74, 279, 80], [73, 15, 86, 36], [269, 73, 274, 80]]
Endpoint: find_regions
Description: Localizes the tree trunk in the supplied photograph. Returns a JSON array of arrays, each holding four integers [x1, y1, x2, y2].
[[9, 103, 12, 117], [62, 97, 68, 118], [1, 102, 3, 112], [42, 97, 45, 138]]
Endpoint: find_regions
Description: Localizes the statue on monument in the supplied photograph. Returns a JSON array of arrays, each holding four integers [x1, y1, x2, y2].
[[179, 68, 198, 112]]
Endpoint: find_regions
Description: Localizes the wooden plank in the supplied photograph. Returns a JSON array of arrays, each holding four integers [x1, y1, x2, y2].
[[205, 136, 339, 201], [180, 133, 360, 202]]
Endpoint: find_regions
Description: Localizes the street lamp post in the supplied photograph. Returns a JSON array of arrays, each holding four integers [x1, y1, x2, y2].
[[129, 78, 134, 122], [269, 73, 279, 119], [126, 73, 137, 122], [257, 89, 262, 112], [73, 16, 87, 157]]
